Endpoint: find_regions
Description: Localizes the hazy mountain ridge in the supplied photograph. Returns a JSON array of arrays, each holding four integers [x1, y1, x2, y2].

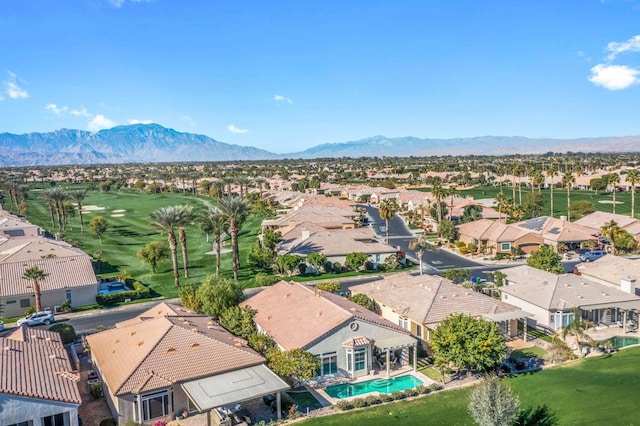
[[1, 124, 640, 166]]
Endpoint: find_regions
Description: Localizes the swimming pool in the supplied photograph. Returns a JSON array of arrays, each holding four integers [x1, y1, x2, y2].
[[98, 281, 131, 295], [325, 375, 423, 399], [606, 336, 640, 349]]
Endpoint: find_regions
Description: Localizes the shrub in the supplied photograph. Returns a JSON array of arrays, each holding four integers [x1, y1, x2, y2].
[[391, 391, 406, 400], [364, 260, 375, 270], [495, 253, 505, 260], [315, 281, 341, 293], [335, 400, 354, 410], [59, 299, 72, 312], [255, 273, 280, 287], [99, 420, 116, 426], [459, 246, 469, 255], [351, 398, 368, 408], [428, 383, 443, 392], [415, 385, 429, 395], [48, 323, 76, 345], [455, 240, 466, 248], [381, 394, 395, 403], [364, 394, 382, 405], [90, 382, 103, 400], [467, 242, 477, 253]]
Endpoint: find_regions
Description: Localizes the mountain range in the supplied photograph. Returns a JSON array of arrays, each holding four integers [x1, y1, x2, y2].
[[1, 123, 640, 166]]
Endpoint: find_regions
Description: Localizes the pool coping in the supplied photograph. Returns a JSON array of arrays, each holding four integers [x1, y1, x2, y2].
[[312, 368, 434, 404]]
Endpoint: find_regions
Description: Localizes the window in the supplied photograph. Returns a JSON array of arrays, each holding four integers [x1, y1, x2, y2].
[[501, 242, 511, 251], [42, 413, 66, 426], [6, 300, 16, 304], [141, 390, 171, 421], [317, 352, 337, 376], [65, 290, 72, 303], [8, 421, 32, 426], [354, 348, 366, 371], [415, 324, 422, 338], [398, 317, 409, 330], [20, 299, 31, 308]]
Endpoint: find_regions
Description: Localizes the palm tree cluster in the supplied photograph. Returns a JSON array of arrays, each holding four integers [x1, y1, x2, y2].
[[39, 187, 89, 232]]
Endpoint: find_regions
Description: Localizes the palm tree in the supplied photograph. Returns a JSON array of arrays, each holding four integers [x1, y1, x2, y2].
[[67, 188, 89, 233], [201, 206, 228, 275], [218, 196, 250, 280], [608, 172, 620, 214], [176, 205, 195, 278], [562, 173, 575, 221], [447, 187, 459, 220], [561, 308, 594, 350], [22, 266, 49, 313], [151, 206, 184, 287], [431, 178, 446, 223], [601, 219, 620, 254], [408, 234, 433, 275], [548, 165, 558, 217], [378, 198, 399, 244], [40, 188, 57, 228], [627, 168, 640, 219]]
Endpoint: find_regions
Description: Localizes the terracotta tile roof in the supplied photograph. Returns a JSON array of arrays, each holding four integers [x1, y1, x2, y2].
[[115, 302, 201, 328], [503, 265, 640, 310], [575, 255, 640, 288], [0, 254, 98, 298], [87, 305, 265, 396], [240, 281, 408, 350], [350, 272, 519, 327], [0, 328, 81, 404], [574, 211, 639, 232], [342, 336, 371, 348], [514, 216, 595, 243]]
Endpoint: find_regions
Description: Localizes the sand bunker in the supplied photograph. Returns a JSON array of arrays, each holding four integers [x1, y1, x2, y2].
[[112, 209, 126, 213], [82, 205, 106, 211], [111, 214, 125, 217], [598, 200, 623, 204]]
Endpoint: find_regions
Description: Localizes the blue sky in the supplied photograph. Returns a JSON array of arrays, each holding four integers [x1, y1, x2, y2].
[[1, 0, 640, 154]]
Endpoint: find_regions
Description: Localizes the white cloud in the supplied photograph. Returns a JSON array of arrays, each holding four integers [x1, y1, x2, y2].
[[45, 103, 68, 115], [70, 107, 91, 117], [227, 124, 249, 134], [88, 114, 117, 131], [588, 64, 640, 90], [129, 119, 153, 124], [107, 0, 152, 8], [180, 115, 195, 126], [274, 94, 293, 104], [4, 71, 28, 99], [606, 35, 640, 61]]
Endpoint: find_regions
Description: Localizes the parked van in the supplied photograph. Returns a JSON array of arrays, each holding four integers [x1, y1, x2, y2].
[[579, 250, 606, 262]]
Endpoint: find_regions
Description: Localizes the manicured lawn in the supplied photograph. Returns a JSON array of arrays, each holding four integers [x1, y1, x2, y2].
[[509, 345, 547, 360], [416, 185, 635, 219], [24, 188, 263, 299], [301, 347, 640, 425]]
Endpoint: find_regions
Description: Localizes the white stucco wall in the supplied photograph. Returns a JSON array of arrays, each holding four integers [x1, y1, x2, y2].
[[501, 293, 552, 329], [0, 394, 79, 426]]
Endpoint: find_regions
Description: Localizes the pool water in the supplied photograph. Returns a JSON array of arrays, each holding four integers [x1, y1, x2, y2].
[[98, 281, 131, 295], [607, 336, 640, 349], [325, 375, 423, 399]]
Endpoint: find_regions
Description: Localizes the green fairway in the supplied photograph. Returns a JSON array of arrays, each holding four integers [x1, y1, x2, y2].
[[417, 185, 635, 219], [301, 348, 640, 425], [24, 188, 263, 299]]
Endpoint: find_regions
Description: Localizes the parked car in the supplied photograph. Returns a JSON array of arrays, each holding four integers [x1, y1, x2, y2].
[[579, 250, 607, 262], [0, 321, 4, 331], [16, 311, 55, 327]]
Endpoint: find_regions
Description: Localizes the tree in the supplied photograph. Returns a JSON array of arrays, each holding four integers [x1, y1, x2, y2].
[[89, 216, 108, 243], [176, 205, 195, 278], [247, 241, 275, 271], [196, 275, 244, 318], [136, 241, 170, 273], [306, 253, 328, 273], [274, 254, 303, 276], [22, 266, 49, 313], [431, 314, 507, 375], [349, 293, 373, 310], [562, 173, 575, 221], [460, 204, 483, 223], [409, 234, 431, 275], [441, 268, 471, 284], [218, 196, 250, 280], [151, 206, 183, 287], [267, 348, 320, 388], [600, 219, 620, 253], [178, 282, 202, 312], [200, 206, 228, 275], [67, 188, 88, 233], [560, 308, 594, 349], [262, 228, 282, 252], [345, 252, 368, 271], [627, 168, 640, 219], [527, 245, 563, 274], [468, 376, 520, 426], [431, 178, 446, 223], [569, 200, 595, 221], [315, 281, 341, 293], [439, 219, 458, 242], [515, 405, 558, 426], [609, 172, 620, 214], [219, 305, 256, 339], [548, 165, 558, 217], [524, 192, 544, 218], [379, 198, 399, 244], [589, 177, 606, 194]]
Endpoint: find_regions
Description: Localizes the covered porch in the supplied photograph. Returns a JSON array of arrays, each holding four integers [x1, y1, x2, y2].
[[483, 309, 533, 341], [371, 334, 418, 379]]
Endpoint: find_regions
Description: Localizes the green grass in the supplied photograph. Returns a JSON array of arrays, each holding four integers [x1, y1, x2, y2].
[[509, 345, 547, 360], [24, 188, 263, 299], [301, 347, 640, 425], [417, 185, 636, 219]]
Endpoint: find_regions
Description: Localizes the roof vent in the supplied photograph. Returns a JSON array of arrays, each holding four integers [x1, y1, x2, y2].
[[136, 341, 144, 347], [166, 347, 176, 354], [191, 327, 199, 333], [178, 317, 185, 321], [129, 331, 136, 337], [3, 346, 10, 351], [318, 310, 323, 316], [191, 343, 200, 349]]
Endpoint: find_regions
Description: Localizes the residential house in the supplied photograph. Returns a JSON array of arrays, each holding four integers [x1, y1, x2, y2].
[[277, 222, 398, 270], [574, 254, 640, 293], [0, 237, 98, 317], [0, 208, 44, 238], [0, 327, 81, 426], [261, 204, 357, 234], [349, 273, 527, 344], [240, 281, 417, 379], [513, 216, 595, 251], [574, 211, 640, 243], [457, 219, 543, 255], [86, 302, 289, 426], [502, 265, 640, 331]]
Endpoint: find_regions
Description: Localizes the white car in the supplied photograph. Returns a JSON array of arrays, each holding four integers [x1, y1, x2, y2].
[[17, 311, 55, 327]]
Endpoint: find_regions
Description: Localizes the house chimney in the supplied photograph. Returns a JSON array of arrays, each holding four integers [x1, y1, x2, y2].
[[301, 229, 311, 241], [559, 215, 567, 221], [621, 277, 637, 295]]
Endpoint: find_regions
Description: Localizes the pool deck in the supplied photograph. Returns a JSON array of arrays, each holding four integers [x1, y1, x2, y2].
[[311, 366, 435, 404]]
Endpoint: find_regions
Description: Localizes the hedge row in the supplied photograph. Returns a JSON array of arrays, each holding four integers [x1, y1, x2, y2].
[[95, 281, 151, 305], [334, 383, 442, 410]]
